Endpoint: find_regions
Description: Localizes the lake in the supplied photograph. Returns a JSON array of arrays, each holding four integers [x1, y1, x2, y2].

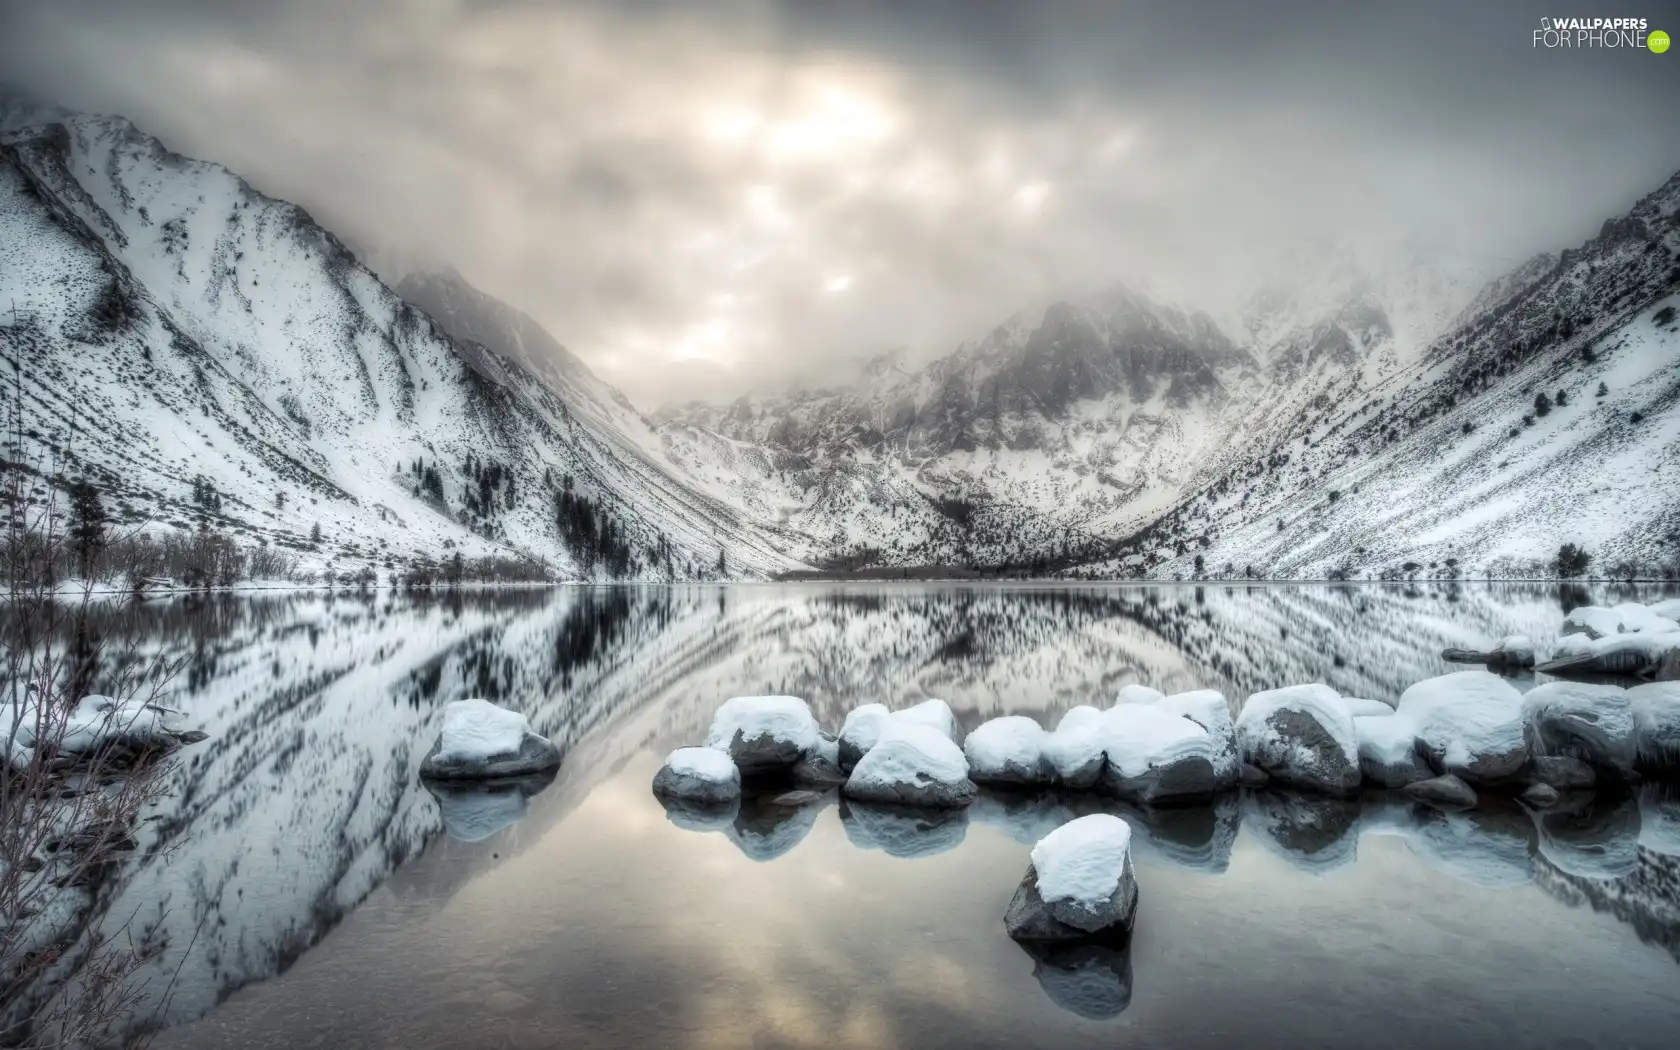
[[33, 582, 1680, 1048]]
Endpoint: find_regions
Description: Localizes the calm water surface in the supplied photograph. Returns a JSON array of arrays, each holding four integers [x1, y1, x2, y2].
[[41, 583, 1680, 1048]]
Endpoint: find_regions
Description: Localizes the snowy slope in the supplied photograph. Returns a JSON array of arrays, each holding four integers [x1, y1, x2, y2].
[[1093, 172, 1680, 580], [0, 109, 800, 580]]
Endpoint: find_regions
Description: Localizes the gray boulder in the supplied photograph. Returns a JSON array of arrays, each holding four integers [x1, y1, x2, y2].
[[1403, 774, 1479, 810], [419, 733, 561, 781], [1528, 755, 1597, 791], [653, 764, 741, 805], [1522, 783, 1561, 808], [1522, 682, 1637, 776], [1004, 860, 1138, 942], [1237, 688, 1361, 797], [1102, 754, 1220, 806]]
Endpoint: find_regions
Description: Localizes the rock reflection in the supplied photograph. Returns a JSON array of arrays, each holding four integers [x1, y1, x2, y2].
[[424, 771, 558, 843], [1016, 940, 1134, 1020], [841, 799, 970, 858], [1243, 791, 1362, 874], [1534, 792, 1642, 879], [1359, 799, 1536, 888], [728, 790, 833, 861]]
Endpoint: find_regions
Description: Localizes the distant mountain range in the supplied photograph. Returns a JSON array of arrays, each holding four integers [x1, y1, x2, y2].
[[2, 96, 1675, 580]]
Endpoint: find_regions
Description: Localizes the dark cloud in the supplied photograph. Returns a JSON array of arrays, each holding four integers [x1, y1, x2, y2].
[[2, 0, 1677, 405]]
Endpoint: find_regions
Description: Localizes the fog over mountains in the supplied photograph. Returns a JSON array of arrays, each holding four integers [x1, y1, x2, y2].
[[2, 99, 1676, 581]]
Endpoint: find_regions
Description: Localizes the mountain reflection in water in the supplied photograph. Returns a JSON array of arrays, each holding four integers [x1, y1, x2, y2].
[[20, 581, 1680, 1048]]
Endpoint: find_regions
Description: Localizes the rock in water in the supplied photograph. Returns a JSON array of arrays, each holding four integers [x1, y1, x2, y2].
[[1236, 684, 1361, 796], [1396, 671, 1528, 785], [1492, 635, 1537, 668], [1630, 683, 1680, 773], [964, 715, 1051, 786], [652, 746, 742, 803], [837, 703, 893, 770], [843, 720, 977, 807], [419, 699, 561, 780], [1354, 713, 1430, 787], [1522, 682, 1637, 776], [1099, 704, 1222, 805], [1006, 814, 1139, 942], [1403, 774, 1479, 810], [1528, 755, 1597, 791], [1043, 707, 1108, 789], [704, 695, 820, 775], [1157, 690, 1240, 788]]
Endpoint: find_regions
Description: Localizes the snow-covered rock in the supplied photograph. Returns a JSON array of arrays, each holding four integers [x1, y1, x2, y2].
[[842, 720, 977, 807], [1650, 599, 1680, 624], [1540, 631, 1680, 678], [1562, 603, 1678, 640], [1156, 689, 1239, 785], [1099, 704, 1221, 804], [5, 693, 181, 755], [1629, 682, 1680, 772], [1113, 684, 1166, 706], [1522, 682, 1637, 775], [1395, 671, 1527, 785], [1006, 814, 1138, 942], [837, 703, 892, 770], [418, 699, 560, 780], [963, 716, 1050, 785], [1493, 635, 1536, 668], [704, 695, 820, 774], [1353, 713, 1429, 787], [836, 699, 959, 770], [1236, 684, 1360, 796], [652, 746, 742, 803], [1335, 696, 1396, 719], [1042, 707, 1109, 789]]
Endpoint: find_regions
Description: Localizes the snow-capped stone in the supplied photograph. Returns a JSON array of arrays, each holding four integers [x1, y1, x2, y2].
[[895, 698, 961, 741], [964, 716, 1050, 785], [1336, 696, 1396, 719], [842, 720, 977, 807], [1113, 684, 1166, 706], [1539, 631, 1680, 677], [1395, 671, 1527, 785], [1042, 707, 1108, 789], [1522, 682, 1636, 775], [419, 699, 560, 780], [652, 746, 742, 803], [837, 703, 893, 770], [1006, 815, 1138, 942], [704, 695, 820, 774], [6, 694, 182, 755], [1650, 599, 1680, 624], [1492, 635, 1536, 667], [1099, 704, 1221, 804], [1563, 603, 1678, 639], [1236, 684, 1360, 796], [1402, 774, 1479, 810], [1629, 682, 1680, 772], [1156, 689, 1239, 784], [1353, 713, 1429, 787]]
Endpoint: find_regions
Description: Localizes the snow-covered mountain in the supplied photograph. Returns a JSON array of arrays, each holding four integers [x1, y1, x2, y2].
[[1097, 173, 1680, 581], [0, 105, 799, 580]]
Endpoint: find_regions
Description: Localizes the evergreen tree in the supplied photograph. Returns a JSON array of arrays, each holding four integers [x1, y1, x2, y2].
[[67, 478, 108, 576], [310, 521, 322, 545], [1597, 382, 1608, 397], [1555, 389, 1567, 407], [1534, 391, 1552, 417]]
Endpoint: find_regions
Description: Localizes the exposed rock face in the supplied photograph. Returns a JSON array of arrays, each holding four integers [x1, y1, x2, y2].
[[1238, 686, 1361, 797], [652, 747, 743, 804], [1004, 862, 1139, 943], [1523, 683, 1637, 776], [1102, 755, 1220, 806]]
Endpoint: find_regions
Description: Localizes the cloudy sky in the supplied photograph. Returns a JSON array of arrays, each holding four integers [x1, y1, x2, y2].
[[3, 0, 1676, 406]]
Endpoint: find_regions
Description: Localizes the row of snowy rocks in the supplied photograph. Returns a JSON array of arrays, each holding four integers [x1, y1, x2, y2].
[[1450, 600, 1680, 678], [653, 674, 1680, 815]]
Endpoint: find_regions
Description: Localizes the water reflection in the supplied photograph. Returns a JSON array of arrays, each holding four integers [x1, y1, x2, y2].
[[425, 772, 558, 843], [17, 581, 1678, 1047]]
